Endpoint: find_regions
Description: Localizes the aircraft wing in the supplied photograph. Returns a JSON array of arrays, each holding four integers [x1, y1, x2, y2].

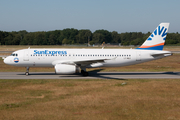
[[52, 58, 112, 67]]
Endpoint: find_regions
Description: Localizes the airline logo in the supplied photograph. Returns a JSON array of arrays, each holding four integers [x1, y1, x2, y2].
[[34, 50, 67, 55], [14, 58, 19, 63], [147, 25, 168, 41]]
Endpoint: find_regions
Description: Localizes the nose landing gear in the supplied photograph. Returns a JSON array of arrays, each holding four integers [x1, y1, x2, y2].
[[25, 67, 29, 76]]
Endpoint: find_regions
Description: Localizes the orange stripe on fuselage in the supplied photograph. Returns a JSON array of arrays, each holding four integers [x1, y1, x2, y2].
[[139, 43, 164, 48]]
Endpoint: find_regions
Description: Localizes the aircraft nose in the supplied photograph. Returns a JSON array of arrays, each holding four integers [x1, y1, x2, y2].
[[3, 57, 8, 64], [3, 57, 10, 64]]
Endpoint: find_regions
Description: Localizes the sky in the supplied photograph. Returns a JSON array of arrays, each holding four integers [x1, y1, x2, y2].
[[0, 0, 180, 33]]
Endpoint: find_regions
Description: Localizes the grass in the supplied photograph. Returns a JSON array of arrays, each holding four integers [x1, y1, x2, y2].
[[0, 79, 180, 120]]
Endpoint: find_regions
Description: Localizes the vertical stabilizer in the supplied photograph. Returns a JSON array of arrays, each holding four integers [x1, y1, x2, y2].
[[137, 23, 170, 50]]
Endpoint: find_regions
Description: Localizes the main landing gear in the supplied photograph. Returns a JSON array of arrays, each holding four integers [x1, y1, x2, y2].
[[81, 67, 88, 76], [81, 70, 89, 76], [25, 67, 29, 76]]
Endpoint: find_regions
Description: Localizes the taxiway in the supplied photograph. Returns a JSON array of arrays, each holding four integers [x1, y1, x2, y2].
[[0, 72, 180, 79]]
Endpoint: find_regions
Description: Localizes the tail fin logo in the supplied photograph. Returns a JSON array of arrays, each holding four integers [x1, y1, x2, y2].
[[147, 25, 168, 41], [137, 23, 169, 50]]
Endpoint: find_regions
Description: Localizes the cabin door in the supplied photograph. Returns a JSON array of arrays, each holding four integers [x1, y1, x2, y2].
[[136, 51, 141, 61], [23, 50, 29, 61]]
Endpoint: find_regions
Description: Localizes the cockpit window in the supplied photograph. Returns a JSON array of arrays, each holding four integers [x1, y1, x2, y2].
[[10, 53, 18, 56]]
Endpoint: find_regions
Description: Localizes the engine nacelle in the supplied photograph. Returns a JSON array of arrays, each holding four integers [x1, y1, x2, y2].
[[55, 64, 80, 74]]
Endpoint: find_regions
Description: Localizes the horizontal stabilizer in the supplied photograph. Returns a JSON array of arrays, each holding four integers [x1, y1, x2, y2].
[[150, 51, 172, 57]]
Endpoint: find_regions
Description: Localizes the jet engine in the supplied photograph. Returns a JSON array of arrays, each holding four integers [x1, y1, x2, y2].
[[55, 64, 80, 74]]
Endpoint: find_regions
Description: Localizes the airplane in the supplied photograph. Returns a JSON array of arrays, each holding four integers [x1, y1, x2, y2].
[[3, 23, 172, 76]]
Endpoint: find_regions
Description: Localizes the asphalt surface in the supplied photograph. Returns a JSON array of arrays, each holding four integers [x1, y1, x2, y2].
[[1, 72, 180, 79]]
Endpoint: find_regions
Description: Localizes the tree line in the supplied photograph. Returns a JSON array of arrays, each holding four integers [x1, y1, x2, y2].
[[0, 29, 180, 45]]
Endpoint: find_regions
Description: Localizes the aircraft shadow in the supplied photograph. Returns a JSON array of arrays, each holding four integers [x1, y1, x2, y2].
[[59, 69, 126, 80], [61, 71, 180, 80], [89, 71, 180, 76]]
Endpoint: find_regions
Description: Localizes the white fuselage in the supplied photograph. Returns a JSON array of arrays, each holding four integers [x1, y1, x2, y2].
[[4, 48, 171, 68]]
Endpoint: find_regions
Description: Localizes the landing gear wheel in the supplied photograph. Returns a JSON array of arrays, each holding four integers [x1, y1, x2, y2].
[[25, 67, 30, 76], [25, 72, 29, 76], [81, 68, 88, 76], [81, 70, 85, 74], [81, 70, 88, 76], [83, 72, 89, 76]]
